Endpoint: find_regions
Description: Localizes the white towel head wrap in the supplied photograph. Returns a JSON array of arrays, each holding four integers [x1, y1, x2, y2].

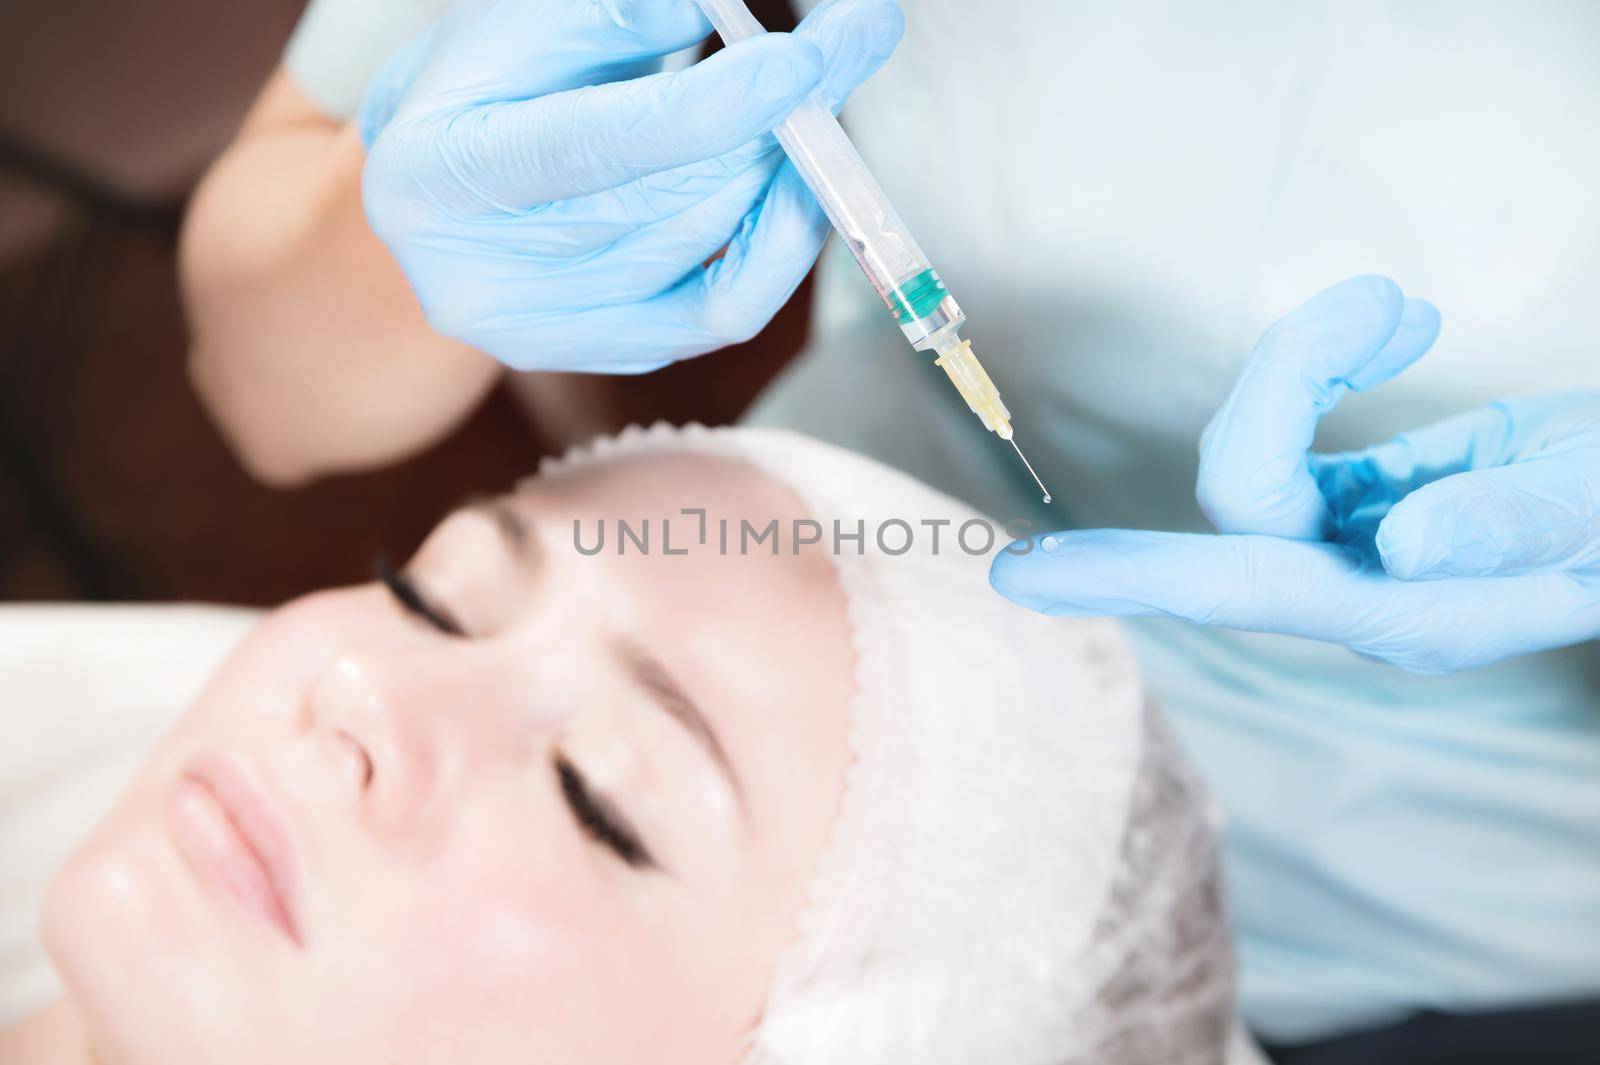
[[535, 423, 1233, 1065]]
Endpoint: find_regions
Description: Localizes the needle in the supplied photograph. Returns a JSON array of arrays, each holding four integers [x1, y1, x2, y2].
[[1009, 437, 1051, 504]]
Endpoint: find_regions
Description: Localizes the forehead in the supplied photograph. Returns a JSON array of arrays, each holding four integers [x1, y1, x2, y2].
[[510, 449, 856, 820], [515, 451, 844, 629]]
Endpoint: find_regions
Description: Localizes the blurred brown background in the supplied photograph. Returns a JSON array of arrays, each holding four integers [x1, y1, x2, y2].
[[0, 0, 809, 606]]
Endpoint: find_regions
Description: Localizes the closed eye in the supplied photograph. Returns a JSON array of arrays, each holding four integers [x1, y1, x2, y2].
[[554, 755, 657, 871], [374, 552, 465, 636]]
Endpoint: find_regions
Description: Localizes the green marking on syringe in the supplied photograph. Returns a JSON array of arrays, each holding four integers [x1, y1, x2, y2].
[[887, 268, 949, 323]]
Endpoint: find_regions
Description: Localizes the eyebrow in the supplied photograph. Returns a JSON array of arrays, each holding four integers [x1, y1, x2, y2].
[[462, 496, 539, 566], [612, 636, 747, 816]]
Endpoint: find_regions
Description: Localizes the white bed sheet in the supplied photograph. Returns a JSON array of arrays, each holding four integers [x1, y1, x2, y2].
[[0, 603, 261, 1025]]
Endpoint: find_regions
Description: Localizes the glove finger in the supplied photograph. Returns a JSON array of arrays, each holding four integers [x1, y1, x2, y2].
[[427, 0, 901, 210], [1308, 401, 1520, 539], [463, 295, 684, 372], [1346, 295, 1441, 390], [475, 161, 825, 369], [431, 33, 824, 210], [794, 0, 905, 111], [1196, 276, 1439, 540], [989, 528, 1386, 637], [520, 154, 786, 306], [475, 138, 783, 262], [410, 0, 709, 105], [987, 528, 1583, 673], [573, 0, 901, 215], [358, 23, 441, 149], [649, 159, 830, 355], [620, 0, 901, 182], [1376, 443, 1600, 579], [574, 0, 889, 295]]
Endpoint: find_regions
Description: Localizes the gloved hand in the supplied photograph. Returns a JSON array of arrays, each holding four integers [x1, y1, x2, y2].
[[991, 275, 1600, 673], [360, 0, 903, 372]]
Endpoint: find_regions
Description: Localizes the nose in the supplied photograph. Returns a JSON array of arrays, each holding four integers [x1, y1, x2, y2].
[[302, 651, 443, 829], [302, 633, 568, 832]]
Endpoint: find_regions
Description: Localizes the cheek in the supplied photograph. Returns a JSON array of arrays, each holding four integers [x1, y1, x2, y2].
[[335, 798, 646, 1059], [413, 842, 600, 983], [151, 593, 351, 744]]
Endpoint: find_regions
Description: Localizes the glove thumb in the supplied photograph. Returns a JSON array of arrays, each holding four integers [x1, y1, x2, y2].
[[1377, 447, 1600, 579]]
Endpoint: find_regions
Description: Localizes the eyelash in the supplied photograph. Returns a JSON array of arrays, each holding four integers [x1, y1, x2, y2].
[[555, 756, 654, 870], [374, 554, 651, 871], [374, 553, 464, 636]]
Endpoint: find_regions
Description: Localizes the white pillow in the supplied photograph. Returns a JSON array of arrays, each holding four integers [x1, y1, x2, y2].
[[0, 604, 261, 1025]]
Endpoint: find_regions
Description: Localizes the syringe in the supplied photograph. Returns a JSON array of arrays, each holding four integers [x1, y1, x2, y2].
[[694, 0, 1050, 504]]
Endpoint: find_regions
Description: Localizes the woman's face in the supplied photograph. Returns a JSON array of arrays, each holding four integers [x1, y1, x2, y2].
[[43, 453, 855, 1064]]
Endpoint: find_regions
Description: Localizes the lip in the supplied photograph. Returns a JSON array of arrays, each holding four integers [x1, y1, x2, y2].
[[168, 753, 304, 946]]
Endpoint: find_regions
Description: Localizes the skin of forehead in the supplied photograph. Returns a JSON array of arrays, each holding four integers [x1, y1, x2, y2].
[[509, 447, 857, 825]]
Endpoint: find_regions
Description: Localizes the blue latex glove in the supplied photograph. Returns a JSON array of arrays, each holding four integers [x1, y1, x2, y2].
[[359, 0, 903, 372], [991, 275, 1600, 673]]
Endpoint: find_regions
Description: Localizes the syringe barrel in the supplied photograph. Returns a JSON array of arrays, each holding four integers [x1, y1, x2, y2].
[[692, 0, 964, 348], [774, 100, 964, 349]]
